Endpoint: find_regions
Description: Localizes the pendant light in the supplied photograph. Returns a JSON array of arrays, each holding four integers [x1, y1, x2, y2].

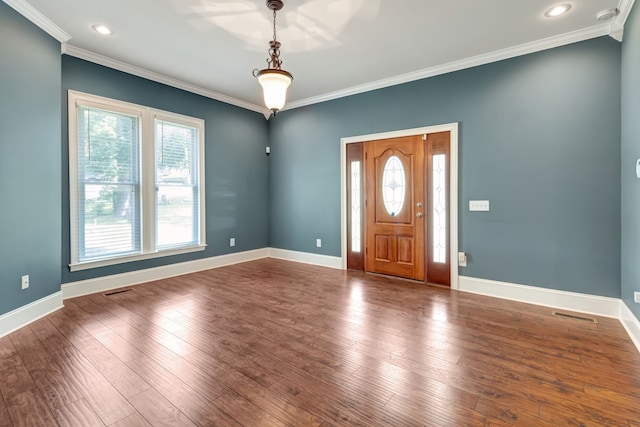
[[253, 0, 292, 115]]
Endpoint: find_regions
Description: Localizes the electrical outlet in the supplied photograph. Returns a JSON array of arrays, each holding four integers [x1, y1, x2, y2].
[[316, 239, 322, 248], [229, 237, 236, 247], [469, 200, 490, 211], [635, 292, 640, 304], [21, 275, 29, 290], [458, 252, 467, 267]]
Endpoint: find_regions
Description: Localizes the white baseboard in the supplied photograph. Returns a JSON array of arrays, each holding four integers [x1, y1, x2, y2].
[[0, 292, 63, 338], [268, 248, 343, 269], [62, 248, 270, 299], [62, 247, 342, 300], [459, 276, 622, 319], [621, 302, 640, 353]]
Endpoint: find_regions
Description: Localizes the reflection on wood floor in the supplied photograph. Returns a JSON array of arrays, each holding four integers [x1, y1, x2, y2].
[[1, 258, 639, 426]]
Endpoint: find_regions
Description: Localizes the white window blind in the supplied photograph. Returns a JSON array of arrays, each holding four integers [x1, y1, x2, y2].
[[76, 106, 141, 261], [69, 91, 206, 271], [155, 119, 200, 249]]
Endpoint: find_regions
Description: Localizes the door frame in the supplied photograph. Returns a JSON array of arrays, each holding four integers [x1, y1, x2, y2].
[[340, 122, 459, 289]]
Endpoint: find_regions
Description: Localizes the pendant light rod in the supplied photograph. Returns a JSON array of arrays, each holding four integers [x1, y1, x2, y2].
[[253, 0, 292, 116]]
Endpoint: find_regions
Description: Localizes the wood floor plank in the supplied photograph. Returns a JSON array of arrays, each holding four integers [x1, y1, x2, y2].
[[538, 401, 630, 426], [0, 354, 36, 399], [0, 346, 21, 374], [351, 364, 479, 412], [462, 354, 640, 423], [1, 258, 639, 426], [109, 412, 152, 427], [9, 326, 83, 411], [127, 389, 197, 427], [383, 392, 508, 427], [46, 309, 151, 399], [267, 379, 390, 427], [55, 398, 105, 427], [29, 317, 75, 353], [4, 388, 59, 427], [10, 326, 63, 369], [0, 337, 16, 360], [212, 361, 325, 426], [0, 391, 12, 427], [50, 346, 136, 425], [124, 354, 238, 426], [212, 389, 287, 426], [582, 383, 640, 418]]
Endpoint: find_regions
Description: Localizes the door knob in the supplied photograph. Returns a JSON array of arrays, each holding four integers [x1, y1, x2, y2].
[[416, 212, 423, 218], [416, 202, 423, 208]]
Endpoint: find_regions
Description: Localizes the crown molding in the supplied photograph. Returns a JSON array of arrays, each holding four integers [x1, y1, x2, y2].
[[283, 24, 611, 111], [610, 0, 637, 41], [6, 0, 635, 114], [3, 0, 70, 42], [61, 44, 267, 114], [616, 0, 637, 29], [610, 22, 625, 42], [57, 19, 627, 116]]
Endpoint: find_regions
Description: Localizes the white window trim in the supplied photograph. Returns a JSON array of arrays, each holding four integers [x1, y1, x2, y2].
[[68, 90, 206, 272]]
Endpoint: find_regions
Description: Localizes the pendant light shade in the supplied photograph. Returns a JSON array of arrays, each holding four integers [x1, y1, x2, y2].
[[257, 69, 292, 112], [253, 0, 292, 115]]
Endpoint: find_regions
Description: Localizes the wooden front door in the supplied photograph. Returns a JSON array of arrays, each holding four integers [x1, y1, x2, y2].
[[365, 136, 425, 280]]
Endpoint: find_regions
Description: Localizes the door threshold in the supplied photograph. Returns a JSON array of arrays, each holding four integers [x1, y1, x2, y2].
[[365, 271, 424, 285], [365, 271, 452, 289]]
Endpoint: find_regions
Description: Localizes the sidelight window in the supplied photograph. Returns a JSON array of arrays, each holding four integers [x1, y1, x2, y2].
[[432, 153, 446, 263], [350, 161, 362, 253]]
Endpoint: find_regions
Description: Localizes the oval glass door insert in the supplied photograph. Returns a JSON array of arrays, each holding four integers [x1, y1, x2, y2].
[[382, 155, 406, 216]]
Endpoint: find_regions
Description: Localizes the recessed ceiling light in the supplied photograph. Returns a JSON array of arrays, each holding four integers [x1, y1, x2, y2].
[[92, 24, 114, 35], [545, 4, 572, 18], [596, 8, 619, 22]]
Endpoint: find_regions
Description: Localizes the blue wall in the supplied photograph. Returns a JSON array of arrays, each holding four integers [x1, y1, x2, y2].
[[61, 56, 270, 283], [622, 1, 640, 320], [270, 36, 621, 298], [0, 3, 62, 314]]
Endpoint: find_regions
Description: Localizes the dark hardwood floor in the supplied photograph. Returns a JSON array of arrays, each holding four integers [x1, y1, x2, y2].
[[1, 258, 639, 426]]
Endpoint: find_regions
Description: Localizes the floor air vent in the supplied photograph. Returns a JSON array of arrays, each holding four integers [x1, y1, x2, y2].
[[552, 311, 597, 323], [104, 289, 133, 296]]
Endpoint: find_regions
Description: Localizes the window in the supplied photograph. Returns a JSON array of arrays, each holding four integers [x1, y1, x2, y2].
[[432, 153, 447, 263], [69, 91, 205, 271], [350, 160, 362, 253], [381, 155, 406, 217]]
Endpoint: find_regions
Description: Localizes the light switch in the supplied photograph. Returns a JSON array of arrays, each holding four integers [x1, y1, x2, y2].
[[458, 252, 467, 267], [469, 200, 490, 211]]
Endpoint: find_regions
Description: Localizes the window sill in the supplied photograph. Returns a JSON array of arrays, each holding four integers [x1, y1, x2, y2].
[[69, 244, 207, 272]]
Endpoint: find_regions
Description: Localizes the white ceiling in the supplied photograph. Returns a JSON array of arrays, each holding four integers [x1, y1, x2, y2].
[[6, 0, 633, 114]]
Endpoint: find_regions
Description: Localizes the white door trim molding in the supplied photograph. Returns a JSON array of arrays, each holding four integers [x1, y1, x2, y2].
[[340, 123, 460, 289]]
